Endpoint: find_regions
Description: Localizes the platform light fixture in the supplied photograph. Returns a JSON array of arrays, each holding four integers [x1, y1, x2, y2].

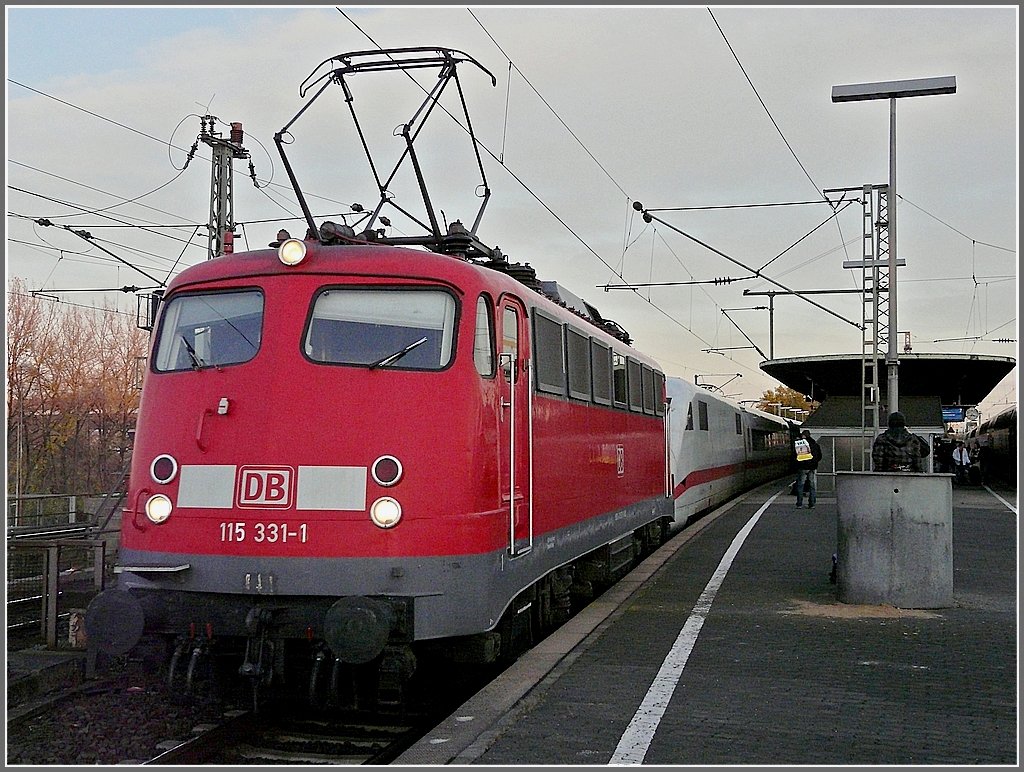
[[832, 75, 956, 415]]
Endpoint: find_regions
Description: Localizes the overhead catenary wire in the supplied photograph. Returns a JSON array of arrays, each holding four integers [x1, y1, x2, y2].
[[899, 194, 1016, 254], [7, 289, 137, 319], [707, 9, 823, 200], [637, 206, 863, 332], [9, 190, 205, 252], [468, 9, 630, 200], [10, 160, 201, 225], [27, 218, 167, 287], [9, 80, 362, 228]]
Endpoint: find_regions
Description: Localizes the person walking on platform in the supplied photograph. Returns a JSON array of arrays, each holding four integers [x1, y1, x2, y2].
[[978, 436, 993, 485], [872, 411, 929, 472], [951, 440, 972, 484], [793, 429, 822, 509]]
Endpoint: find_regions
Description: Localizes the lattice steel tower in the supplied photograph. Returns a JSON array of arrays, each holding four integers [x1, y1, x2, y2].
[[200, 116, 250, 260]]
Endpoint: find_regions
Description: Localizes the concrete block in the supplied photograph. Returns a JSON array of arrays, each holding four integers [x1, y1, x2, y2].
[[836, 472, 953, 608]]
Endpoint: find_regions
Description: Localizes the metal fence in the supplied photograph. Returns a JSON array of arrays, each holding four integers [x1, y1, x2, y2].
[[7, 538, 106, 649], [7, 493, 122, 650], [7, 493, 90, 534]]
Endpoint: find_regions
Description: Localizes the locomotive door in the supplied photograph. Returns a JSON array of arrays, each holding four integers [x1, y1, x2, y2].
[[498, 297, 532, 557]]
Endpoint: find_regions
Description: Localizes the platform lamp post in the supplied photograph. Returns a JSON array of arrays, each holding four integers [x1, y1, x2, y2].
[[832, 76, 956, 415]]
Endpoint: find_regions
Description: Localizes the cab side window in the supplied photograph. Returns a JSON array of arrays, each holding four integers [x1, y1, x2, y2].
[[473, 295, 495, 376]]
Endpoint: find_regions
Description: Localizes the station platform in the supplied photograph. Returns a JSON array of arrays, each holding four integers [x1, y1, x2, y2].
[[6, 648, 86, 718], [396, 480, 1017, 765]]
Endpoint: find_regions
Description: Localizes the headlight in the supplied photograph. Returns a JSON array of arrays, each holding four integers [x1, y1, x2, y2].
[[369, 497, 402, 529], [150, 454, 178, 484], [145, 494, 173, 524], [278, 238, 307, 266], [371, 455, 403, 487]]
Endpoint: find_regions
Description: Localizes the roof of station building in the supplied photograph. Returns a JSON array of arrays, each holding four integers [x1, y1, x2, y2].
[[760, 352, 1015, 406]]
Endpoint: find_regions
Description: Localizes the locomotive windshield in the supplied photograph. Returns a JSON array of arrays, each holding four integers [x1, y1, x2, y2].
[[153, 290, 263, 372], [304, 288, 456, 370]]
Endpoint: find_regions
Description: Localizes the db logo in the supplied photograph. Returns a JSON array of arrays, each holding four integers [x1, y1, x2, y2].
[[236, 466, 294, 508]]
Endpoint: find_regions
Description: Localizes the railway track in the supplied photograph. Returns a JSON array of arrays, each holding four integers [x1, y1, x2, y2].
[[146, 706, 433, 765]]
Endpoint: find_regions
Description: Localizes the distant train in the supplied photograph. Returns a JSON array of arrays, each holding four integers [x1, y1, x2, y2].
[[666, 377, 793, 524], [969, 406, 1017, 486]]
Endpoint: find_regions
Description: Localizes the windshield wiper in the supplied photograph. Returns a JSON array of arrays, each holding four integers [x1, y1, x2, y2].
[[181, 335, 205, 370], [368, 336, 429, 370]]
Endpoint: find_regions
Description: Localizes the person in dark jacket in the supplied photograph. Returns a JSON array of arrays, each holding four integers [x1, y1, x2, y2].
[[794, 429, 822, 508], [872, 411, 929, 472]]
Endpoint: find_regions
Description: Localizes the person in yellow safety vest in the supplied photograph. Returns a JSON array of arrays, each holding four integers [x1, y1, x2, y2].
[[793, 429, 822, 509]]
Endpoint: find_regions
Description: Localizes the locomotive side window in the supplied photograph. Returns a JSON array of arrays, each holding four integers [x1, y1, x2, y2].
[[591, 340, 612, 406], [698, 399, 709, 431], [501, 306, 518, 381], [566, 327, 591, 401], [685, 403, 694, 430], [304, 288, 456, 370], [533, 311, 566, 395], [627, 358, 643, 412], [474, 295, 495, 377], [153, 290, 263, 372], [735, 413, 743, 434], [653, 371, 666, 417], [641, 365, 655, 415], [612, 353, 627, 408]]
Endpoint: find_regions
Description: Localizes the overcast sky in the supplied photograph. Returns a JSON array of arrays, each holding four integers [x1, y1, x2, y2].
[[5, 5, 1018, 417]]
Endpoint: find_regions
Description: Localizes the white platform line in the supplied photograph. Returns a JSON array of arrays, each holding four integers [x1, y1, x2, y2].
[[609, 490, 784, 765], [984, 485, 1018, 514]]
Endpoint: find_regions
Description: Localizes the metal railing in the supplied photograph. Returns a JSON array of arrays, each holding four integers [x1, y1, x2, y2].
[[7, 492, 124, 650], [7, 538, 107, 649]]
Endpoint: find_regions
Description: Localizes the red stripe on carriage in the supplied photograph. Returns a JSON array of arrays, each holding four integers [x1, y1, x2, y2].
[[673, 463, 744, 499]]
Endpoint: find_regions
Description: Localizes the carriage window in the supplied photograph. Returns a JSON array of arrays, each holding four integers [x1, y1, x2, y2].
[[534, 312, 565, 395], [591, 340, 612, 406], [698, 400, 709, 431], [735, 413, 743, 434], [153, 290, 263, 372], [304, 288, 456, 369], [566, 327, 591, 401], [473, 295, 495, 376], [612, 352, 627, 408]]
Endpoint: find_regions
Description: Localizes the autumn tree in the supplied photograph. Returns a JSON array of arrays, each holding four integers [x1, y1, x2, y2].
[[7, 279, 149, 497], [756, 385, 818, 419]]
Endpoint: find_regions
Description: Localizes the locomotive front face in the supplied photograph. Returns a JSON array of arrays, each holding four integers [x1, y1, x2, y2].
[[97, 242, 672, 671], [126, 276, 489, 555], [108, 247, 513, 659]]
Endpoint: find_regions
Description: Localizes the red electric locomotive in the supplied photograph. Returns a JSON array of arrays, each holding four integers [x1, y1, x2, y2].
[[85, 230, 673, 703]]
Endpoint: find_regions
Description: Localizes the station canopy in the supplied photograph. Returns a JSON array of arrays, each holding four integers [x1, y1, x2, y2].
[[760, 353, 1015, 407]]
